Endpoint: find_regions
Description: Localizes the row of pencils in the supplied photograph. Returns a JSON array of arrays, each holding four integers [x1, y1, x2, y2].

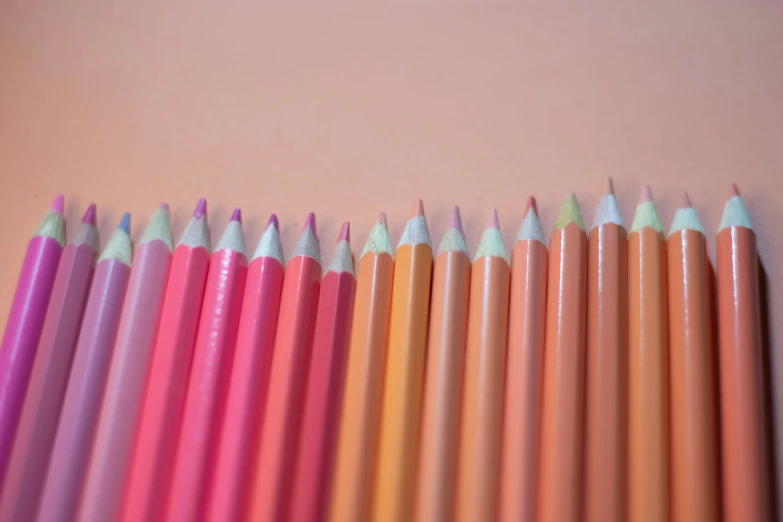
[[0, 179, 766, 522]]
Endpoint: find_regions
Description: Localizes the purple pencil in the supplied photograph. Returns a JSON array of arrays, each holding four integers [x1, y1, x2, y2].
[[0, 204, 99, 522], [0, 194, 65, 485], [36, 213, 132, 522], [78, 204, 174, 522]]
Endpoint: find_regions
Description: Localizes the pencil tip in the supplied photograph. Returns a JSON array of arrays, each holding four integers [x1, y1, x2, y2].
[[159, 202, 170, 212], [566, 192, 577, 202], [339, 222, 350, 242], [378, 212, 388, 227], [681, 191, 693, 209], [118, 213, 131, 234], [487, 208, 500, 229], [524, 196, 538, 217], [605, 177, 614, 195], [230, 208, 242, 223], [448, 206, 464, 233], [729, 183, 740, 199], [268, 213, 279, 230], [639, 186, 653, 204], [51, 194, 64, 214], [410, 199, 425, 219], [193, 198, 207, 219], [304, 212, 317, 236], [82, 204, 97, 225]]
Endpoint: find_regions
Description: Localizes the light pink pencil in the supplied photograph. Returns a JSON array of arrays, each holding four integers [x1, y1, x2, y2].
[[77, 204, 174, 522]]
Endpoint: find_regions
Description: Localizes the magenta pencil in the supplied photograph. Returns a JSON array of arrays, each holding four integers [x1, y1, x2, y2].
[[77, 204, 173, 522], [165, 209, 248, 522], [0, 204, 98, 522], [0, 195, 65, 484], [36, 213, 132, 522]]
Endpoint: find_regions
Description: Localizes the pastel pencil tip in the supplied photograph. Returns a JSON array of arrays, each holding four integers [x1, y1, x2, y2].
[[524, 196, 538, 217], [378, 212, 388, 227], [304, 212, 317, 236], [118, 212, 131, 234], [729, 182, 740, 198], [605, 176, 614, 195], [639, 186, 653, 204], [230, 208, 242, 223], [268, 213, 279, 230], [680, 191, 693, 209], [159, 202, 170, 212], [51, 194, 65, 214], [82, 203, 97, 225], [487, 208, 500, 229], [410, 199, 425, 219], [193, 198, 207, 219], [448, 206, 464, 233], [339, 222, 350, 242]]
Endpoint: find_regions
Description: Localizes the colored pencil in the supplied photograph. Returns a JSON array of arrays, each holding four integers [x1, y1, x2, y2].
[[289, 223, 357, 522], [372, 199, 433, 522], [538, 194, 588, 522], [204, 214, 285, 522], [247, 213, 322, 522], [0, 204, 98, 522], [584, 178, 628, 522], [667, 192, 720, 522], [120, 199, 211, 522], [456, 209, 510, 522], [0, 194, 65, 484], [36, 213, 132, 522], [78, 204, 173, 522], [328, 213, 394, 522], [414, 207, 470, 522], [499, 197, 548, 522], [165, 209, 248, 521], [717, 185, 770, 522], [627, 187, 669, 522]]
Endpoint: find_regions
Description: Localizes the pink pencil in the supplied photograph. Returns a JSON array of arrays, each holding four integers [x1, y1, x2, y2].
[[0, 195, 65, 484], [0, 204, 98, 522], [36, 213, 132, 522], [204, 214, 285, 522], [165, 209, 248, 522], [77, 204, 173, 522], [120, 199, 211, 522]]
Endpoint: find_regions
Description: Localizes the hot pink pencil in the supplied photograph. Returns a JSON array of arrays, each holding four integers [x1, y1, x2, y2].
[[165, 209, 248, 522], [289, 223, 356, 522], [0, 195, 65, 485], [204, 214, 285, 522], [77, 204, 173, 522], [0, 204, 98, 522], [36, 213, 132, 522], [120, 199, 211, 522]]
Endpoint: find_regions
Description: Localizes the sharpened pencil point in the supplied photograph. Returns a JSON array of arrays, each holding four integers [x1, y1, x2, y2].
[[118, 213, 131, 234], [639, 186, 653, 204], [487, 208, 500, 229], [268, 213, 279, 230], [159, 202, 170, 212], [448, 206, 464, 234], [410, 199, 425, 219], [82, 204, 97, 225], [193, 198, 207, 219], [729, 183, 740, 198], [339, 222, 350, 242], [230, 208, 242, 223], [378, 212, 388, 227], [605, 177, 614, 195], [304, 212, 317, 237], [51, 194, 64, 214], [680, 191, 692, 209], [524, 196, 538, 217]]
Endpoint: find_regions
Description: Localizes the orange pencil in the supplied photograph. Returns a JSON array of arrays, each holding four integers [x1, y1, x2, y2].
[[246, 213, 321, 522], [328, 214, 394, 522], [456, 209, 510, 522], [414, 207, 470, 522], [372, 200, 433, 522], [717, 185, 770, 522], [584, 178, 628, 522], [538, 194, 588, 522], [667, 193, 720, 522], [627, 187, 669, 522], [499, 197, 548, 522]]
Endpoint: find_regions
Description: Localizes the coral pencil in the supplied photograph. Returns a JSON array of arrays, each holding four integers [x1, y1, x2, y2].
[[120, 199, 211, 522], [414, 207, 470, 522], [204, 215, 285, 522], [456, 209, 510, 522], [165, 209, 248, 521], [0, 204, 98, 522], [717, 185, 770, 522], [328, 214, 394, 522], [667, 193, 720, 522], [499, 197, 548, 522], [290, 223, 357, 522], [584, 178, 628, 522], [372, 200, 433, 522], [538, 194, 588, 522], [36, 214, 132, 522], [78, 204, 173, 522], [627, 187, 669, 522], [0, 194, 65, 484], [247, 213, 322, 522]]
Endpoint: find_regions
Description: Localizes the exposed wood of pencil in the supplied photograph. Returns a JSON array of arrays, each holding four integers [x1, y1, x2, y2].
[[538, 194, 588, 522], [716, 187, 770, 522], [372, 200, 434, 522], [667, 193, 720, 522], [328, 214, 394, 522], [414, 207, 471, 522]]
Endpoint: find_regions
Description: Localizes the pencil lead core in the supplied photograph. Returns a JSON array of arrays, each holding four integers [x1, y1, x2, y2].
[[193, 198, 207, 219], [51, 194, 65, 214], [82, 204, 97, 225], [449, 206, 464, 234]]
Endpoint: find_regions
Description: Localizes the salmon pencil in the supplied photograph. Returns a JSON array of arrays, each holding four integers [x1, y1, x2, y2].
[[120, 199, 211, 522], [328, 214, 394, 522], [290, 223, 357, 522], [37, 214, 132, 522], [538, 194, 588, 522], [627, 187, 669, 522], [166, 209, 248, 521], [0, 195, 65, 483], [717, 185, 770, 522], [0, 204, 98, 521], [584, 178, 628, 522], [373, 200, 433, 522], [500, 197, 548, 522], [78, 204, 173, 522], [247, 213, 322, 522], [205, 215, 285, 522], [667, 193, 720, 522], [456, 209, 510, 522], [414, 207, 470, 522]]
